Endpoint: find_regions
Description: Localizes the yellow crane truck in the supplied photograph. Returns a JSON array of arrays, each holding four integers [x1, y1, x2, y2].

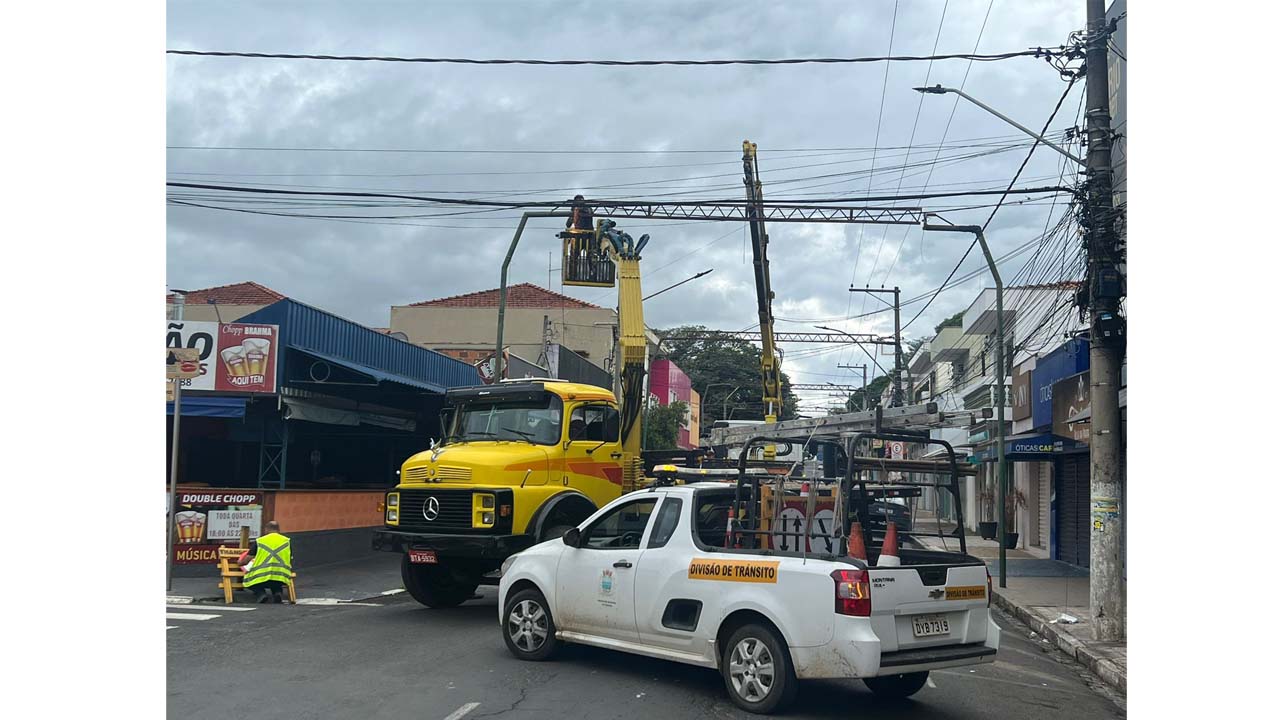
[[372, 217, 654, 607]]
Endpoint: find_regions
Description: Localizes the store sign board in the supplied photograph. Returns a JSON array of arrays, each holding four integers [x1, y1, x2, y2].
[[173, 543, 231, 565], [1031, 338, 1089, 428], [166, 347, 201, 379], [1053, 371, 1091, 445], [206, 509, 263, 541], [177, 491, 264, 507], [1012, 363, 1033, 422], [165, 321, 279, 393]]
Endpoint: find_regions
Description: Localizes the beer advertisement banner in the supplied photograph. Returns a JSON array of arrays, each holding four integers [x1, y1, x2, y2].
[[165, 321, 279, 393]]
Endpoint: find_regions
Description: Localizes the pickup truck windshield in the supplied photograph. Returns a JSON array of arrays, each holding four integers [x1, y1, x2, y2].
[[456, 394, 563, 445]]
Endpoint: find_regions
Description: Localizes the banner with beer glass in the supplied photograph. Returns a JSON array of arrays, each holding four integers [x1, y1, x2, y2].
[[165, 321, 279, 393]]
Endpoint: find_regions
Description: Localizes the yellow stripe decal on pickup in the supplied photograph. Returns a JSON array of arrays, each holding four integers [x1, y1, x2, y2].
[[946, 585, 987, 601], [688, 558, 781, 583]]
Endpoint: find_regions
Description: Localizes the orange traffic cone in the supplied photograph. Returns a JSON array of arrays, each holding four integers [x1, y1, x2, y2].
[[877, 522, 901, 567], [846, 522, 867, 561]]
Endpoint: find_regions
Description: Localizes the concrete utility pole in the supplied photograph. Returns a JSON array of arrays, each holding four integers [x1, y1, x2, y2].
[[844, 287, 903, 406], [1084, 0, 1125, 642]]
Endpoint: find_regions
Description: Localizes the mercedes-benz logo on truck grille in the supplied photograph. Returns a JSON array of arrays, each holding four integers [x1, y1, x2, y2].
[[423, 496, 440, 521]]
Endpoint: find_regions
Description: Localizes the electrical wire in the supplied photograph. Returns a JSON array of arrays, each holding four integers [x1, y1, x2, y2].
[[899, 76, 1082, 334], [166, 47, 1065, 66]]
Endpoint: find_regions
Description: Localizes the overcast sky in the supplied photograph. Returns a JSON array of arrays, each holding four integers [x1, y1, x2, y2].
[[167, 0, 1087, 412]]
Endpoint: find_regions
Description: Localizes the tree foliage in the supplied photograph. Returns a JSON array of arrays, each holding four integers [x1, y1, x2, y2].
[[934, 311, 964, 335], [642, 400, 687, 450], [659, 325, 799, 428]]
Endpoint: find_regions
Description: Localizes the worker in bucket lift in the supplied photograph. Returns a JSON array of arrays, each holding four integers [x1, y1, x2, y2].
[[566, 194, 593, 231], [240, 521, 292, 603]]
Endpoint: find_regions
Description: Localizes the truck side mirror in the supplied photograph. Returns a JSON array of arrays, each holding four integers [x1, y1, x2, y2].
[[562, 527, 582, 548]]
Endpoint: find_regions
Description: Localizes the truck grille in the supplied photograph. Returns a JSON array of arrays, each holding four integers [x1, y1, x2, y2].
[[403, 467, 430, 482], [397, 489, 476, 532], [437, 466, 472, 482]]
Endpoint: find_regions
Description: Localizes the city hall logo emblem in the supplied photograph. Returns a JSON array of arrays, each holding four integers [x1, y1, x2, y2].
[[423, 496, 440, 521], [600, 569, 615, 595]]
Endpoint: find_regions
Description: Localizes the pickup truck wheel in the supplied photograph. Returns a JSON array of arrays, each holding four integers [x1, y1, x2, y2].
[[401, 556, 478, 608], [863, 671, 929, 699], [722, 624, 798, 714], [502, 588, 559, 661]]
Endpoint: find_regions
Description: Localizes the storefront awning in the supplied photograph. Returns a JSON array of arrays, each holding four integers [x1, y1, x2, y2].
[[973, 432, 1081, 463], [291, 347, 446, 393], [166, 396, 247, 418]]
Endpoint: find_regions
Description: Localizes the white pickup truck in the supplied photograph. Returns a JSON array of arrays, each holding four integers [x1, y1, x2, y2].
[[498, 482, 999, 714]]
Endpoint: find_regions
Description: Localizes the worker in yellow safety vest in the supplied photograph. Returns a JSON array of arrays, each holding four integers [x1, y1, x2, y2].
[[241, 521, 292, 604]]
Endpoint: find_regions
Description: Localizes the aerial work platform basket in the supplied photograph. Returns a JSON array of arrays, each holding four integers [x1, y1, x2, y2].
[[560, 227, 615, 287]]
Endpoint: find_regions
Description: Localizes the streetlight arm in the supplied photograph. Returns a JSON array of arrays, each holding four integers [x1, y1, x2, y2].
[[914, 85, 1085, 167], [816, 325, 891, 377]]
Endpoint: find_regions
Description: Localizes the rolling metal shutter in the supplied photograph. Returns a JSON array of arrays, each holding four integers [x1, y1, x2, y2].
[[1055, 454, 1090, 567], [1037, 462, 1051, 549]]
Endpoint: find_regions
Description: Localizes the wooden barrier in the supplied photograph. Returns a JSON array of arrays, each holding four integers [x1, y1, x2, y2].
[[216, 547, 297, 605]]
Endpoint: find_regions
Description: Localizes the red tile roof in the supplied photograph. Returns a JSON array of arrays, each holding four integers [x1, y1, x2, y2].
[[166, 281, 285, 305], [407, 283, 601, 309]]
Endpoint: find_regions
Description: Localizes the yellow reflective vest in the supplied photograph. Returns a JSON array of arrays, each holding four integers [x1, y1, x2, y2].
[[244, 532, 292, 587]]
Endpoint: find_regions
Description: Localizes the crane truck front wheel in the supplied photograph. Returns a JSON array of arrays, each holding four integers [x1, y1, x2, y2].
[[401, 555, 479, 608]]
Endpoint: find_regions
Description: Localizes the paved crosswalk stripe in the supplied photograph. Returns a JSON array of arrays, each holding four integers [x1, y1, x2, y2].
[[166, 604, 256, 612], [167, 626, 178, 630], [166, 612, 222, 621]]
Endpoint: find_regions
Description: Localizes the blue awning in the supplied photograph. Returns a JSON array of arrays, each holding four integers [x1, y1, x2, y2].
[[166, 396, 247, 418], [291, 347, 446, 393]]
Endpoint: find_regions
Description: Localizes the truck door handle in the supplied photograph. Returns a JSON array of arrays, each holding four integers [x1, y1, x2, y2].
[[613, 560, 633, 569], [610, 452, 623, 459]]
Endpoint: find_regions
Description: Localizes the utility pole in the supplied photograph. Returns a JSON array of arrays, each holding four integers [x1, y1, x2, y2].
[[1084, 0, 1125, 642], [848, 287, 903, 406], [838, 363, 867, 410]]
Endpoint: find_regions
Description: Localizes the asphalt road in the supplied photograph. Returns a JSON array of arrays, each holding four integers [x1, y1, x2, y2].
[[167, 590, 1124, 719]]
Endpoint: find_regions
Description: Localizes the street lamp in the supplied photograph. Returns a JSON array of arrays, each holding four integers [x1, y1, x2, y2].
[[921, 217, 1010, 588], [913, 85, 1086, 168], [815, 325, 892, 378]]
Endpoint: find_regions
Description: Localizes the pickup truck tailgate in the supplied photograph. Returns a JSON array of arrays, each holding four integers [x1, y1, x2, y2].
[[867, 562, 992, 653]]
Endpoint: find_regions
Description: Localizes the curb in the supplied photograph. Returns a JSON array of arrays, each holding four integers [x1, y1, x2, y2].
[[992, 590, 1126, 694]]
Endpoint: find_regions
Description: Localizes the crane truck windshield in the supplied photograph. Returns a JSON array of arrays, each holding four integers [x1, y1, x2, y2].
[[456, 394, 563, 445]]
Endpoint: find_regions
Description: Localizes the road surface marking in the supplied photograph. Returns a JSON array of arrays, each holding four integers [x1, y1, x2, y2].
[[166, 626, 178, 630], [166, 604, 255, 612], [927, 677, 937, 688], [295, 598, 383, 606], [167, 596, 194, 604], [381, 588, 405, 596], [442, 703, 480, 720], [166, 612, 222, 621]]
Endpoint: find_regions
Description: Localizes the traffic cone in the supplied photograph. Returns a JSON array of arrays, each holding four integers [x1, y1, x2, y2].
[[877, 522, 901, 567], [846, 522, 867, 561]]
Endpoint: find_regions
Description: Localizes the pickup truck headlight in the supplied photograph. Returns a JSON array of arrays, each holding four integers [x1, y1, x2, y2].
[[500, 555, 517, 576], [473, 493, 496, 528]]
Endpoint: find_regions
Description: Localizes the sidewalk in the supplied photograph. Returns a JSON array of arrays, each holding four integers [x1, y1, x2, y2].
[[916, 524, 1126, 694], [167, 552, 405, 605]]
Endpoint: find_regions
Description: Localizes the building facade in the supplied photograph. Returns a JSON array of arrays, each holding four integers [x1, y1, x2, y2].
[[390, 283, 618, 373]]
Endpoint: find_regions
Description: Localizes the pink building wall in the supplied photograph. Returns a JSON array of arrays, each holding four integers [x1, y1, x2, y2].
[[649, 359, 694, 448]]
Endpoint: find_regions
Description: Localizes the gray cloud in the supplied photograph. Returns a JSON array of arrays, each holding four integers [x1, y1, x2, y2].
[[167, 0, 1086, 408]]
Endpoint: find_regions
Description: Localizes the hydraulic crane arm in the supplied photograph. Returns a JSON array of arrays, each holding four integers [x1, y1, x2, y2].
[[743, 141, 784, 447], [599, 220, 650, 463]]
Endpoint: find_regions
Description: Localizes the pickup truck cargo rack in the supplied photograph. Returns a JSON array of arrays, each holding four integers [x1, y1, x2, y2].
[[719, 432, 970, 558]]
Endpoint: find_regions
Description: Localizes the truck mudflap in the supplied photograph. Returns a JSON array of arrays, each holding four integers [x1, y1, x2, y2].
[[371, 529, 535, 559]]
